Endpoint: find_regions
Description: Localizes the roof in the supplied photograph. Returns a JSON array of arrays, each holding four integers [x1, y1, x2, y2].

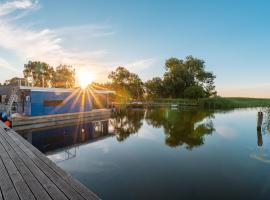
[[19, 86, 115, 94]]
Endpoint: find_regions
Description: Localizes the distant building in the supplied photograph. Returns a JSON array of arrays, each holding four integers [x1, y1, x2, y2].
[[0, 86, 115, 116]]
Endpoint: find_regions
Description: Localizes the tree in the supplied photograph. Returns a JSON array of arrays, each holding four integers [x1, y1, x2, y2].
[[145, 77, 164, 98], [127, 73, 144, 99], [201, 72, 217, 97], [108, 66, 144, 100], [183, 85, 205, 99], [23, 61, 54, 87], [162, 56, 216, 98], [51, 65, 75, 88]]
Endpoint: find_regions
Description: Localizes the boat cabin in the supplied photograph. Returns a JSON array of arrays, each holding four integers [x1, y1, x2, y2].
[[0, 86, 115, 116]]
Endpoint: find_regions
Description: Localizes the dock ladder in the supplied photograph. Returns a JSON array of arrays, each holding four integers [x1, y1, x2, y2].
[[6, 87, 19, 116]]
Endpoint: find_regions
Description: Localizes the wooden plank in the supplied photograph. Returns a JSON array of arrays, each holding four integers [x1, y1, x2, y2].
[[13, 127, 100, 200], [0, 132, 52, 200], [5, 127, 100, 200], [4, 128, 86, 200], [0, 141, 35, 200], [0, 188, 3, 200], [0, 127, 68, 200], [0, 152, 19, 200]]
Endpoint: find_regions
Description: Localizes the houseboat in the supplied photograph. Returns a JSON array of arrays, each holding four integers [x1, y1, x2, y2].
[[0, 85, 115, 129]]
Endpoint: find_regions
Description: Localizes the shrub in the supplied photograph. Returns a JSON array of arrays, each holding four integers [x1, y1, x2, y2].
[[184, 85, 205, 99]]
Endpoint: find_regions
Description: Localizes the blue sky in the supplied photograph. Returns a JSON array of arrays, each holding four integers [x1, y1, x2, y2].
[[1, 0, 270, 97]]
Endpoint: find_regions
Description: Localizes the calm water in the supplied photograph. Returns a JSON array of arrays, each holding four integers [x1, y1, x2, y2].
[[18, 108, 270, 200]]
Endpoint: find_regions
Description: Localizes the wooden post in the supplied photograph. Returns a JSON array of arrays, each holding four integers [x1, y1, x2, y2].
[[257, 111, 263, 131], [257, 128, 263, 146]]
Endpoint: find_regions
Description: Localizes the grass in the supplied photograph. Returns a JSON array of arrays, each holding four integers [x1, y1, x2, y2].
[[147, 97, 270, 109], [147, 98, 198, 106], [198, 97, 270, 109]]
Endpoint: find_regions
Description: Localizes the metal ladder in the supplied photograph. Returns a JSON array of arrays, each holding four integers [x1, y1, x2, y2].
[[6, 87, 19, 116]]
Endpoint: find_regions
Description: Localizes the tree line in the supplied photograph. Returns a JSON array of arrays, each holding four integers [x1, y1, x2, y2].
[[1, 55, 216, 100], [104, 55, 216, 100], [1, 61, 75, 88]]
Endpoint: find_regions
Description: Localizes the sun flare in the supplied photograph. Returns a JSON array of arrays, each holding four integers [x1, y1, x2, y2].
[[78, 72, 93, 89]]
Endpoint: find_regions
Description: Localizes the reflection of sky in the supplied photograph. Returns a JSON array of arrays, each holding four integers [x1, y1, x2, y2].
[[250, 133, 270, 164], [47, 153, 66, 162], [215, 126, 236, 139], [137, 122, 164, 144], [47, 147, 77, 163]]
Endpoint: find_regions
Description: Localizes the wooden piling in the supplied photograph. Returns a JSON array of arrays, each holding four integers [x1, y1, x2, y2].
[[257, 111, 263, 131]]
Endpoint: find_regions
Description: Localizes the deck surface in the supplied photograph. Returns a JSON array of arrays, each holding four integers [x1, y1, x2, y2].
[[0, 122, 100, 200]]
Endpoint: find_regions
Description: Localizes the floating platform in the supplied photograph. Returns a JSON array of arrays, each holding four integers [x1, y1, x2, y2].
[[0, 121, 100, 200], [13, 109, 112, 131]]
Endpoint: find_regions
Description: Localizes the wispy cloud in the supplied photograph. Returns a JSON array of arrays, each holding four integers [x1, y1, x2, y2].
[[0, 0, 159, 84], [0, 0, 36, 16], [55, 24, 117, 38], [125, 58, 157, 72], [0, 0, 117, 81]]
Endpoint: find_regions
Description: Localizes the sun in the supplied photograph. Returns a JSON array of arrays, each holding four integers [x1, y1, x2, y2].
[[78, 72, 93, 89]]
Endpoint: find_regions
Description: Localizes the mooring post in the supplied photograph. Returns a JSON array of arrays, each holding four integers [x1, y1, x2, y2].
[[256, 111, 264, 146], [257, 128, 263, 146], [257, 111, 263, 131]]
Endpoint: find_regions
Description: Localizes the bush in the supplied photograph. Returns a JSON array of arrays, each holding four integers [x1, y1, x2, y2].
[[184, 85, 205, 99]]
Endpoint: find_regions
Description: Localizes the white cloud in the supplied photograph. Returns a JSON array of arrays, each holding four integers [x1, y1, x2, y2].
[[125, 58, 157, 72], [0, 21, 110, 70], [0, 0, 116, 82], [0, 0, 159, 84], [0, 0, 35, 16]]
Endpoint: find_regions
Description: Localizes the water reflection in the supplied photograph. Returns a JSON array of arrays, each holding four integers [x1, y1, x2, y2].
[[260, 108, 270, 135], [18, 108, 218, 157], [112, 108, 215, 149], [18, 107, 217, 156], [18, 108, 270, 199], [257, 129, 263, 146], [145, 108, 215, 149], [111, 109, 144, 141], [18, 120, 113, 154], [251, 109, 270, 163], [256, 109, 270, 147]]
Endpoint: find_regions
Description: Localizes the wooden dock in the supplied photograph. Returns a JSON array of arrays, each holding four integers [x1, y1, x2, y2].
[[12, 109, 111, 131], [0, 122, 100, 200]]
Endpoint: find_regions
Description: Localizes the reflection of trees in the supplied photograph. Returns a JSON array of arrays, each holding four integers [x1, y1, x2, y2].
[[261, 108, 270, 134], [111, 107, 215, 149], [145, 108, 215, 149], [111, 109, 145, 141]]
